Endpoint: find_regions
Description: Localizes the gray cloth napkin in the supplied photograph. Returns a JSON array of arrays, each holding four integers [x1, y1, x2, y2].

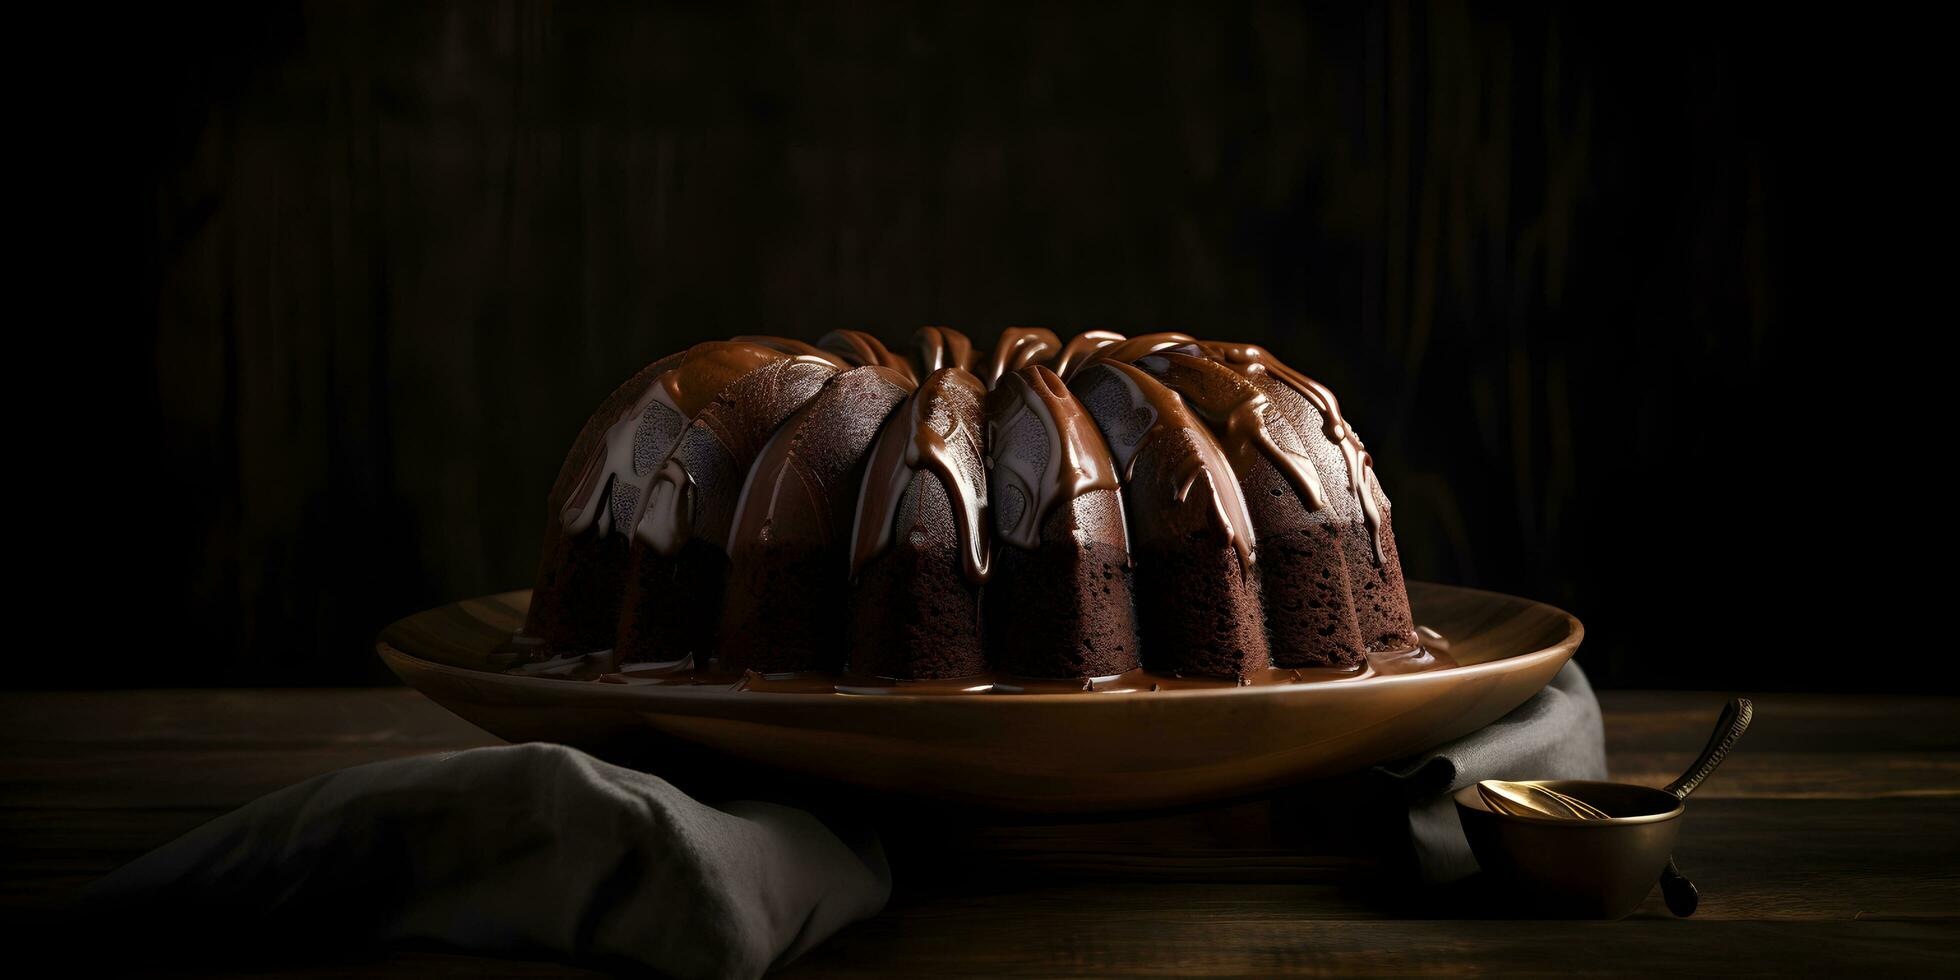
[[1370, 660, 1608, 882], [83, 742, 891, 979]]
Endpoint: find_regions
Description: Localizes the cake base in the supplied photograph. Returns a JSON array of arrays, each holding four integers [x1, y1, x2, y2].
[[379, 582, 1580, 814]]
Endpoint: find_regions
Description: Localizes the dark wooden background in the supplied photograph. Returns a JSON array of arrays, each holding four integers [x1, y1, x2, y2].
[[21, 1, 1932, 691]]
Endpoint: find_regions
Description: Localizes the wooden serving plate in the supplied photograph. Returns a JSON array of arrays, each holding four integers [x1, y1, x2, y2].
[[378, 581, 1581, 814]]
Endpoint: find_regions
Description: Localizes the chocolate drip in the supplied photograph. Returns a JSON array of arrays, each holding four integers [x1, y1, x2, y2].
[[528, 330, 1415, 675], [639, 457, 694, 556], [851, 368, 992, 585], [1201, 342, 1386, 564], [731, 335, 852, 370], [1071, 360, 1258, 574], [818, 329, 917, 384], [1049, 330, 1127, 379], [985, 366, 1124, 550], [1060, 331, 1198, 380], [725, 364, 919, 561], [520, 347, 692, 652], [559, 341, 788, 539], [912, 326, 979, 375], [637, 356, 841, 558], [984, 327, 1062, 388], [720, 365, 917, 672], [1132, 351, 1330, 513]]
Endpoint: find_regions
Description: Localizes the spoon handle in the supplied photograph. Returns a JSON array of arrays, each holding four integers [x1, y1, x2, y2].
[[1664, 697, 1754, 801]]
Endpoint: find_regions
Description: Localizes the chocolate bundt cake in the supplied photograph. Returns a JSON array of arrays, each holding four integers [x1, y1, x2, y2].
[[981, 365, 1139, 680], [514, 328, 1419, 686], [847, 365, 994, 680], [719, 363, 914, 673]]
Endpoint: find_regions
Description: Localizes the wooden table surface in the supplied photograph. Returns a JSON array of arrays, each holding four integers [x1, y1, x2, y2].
[[4, 689, 1956, 975]]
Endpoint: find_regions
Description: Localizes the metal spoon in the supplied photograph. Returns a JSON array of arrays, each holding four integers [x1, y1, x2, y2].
[[1477, 780, 1611, 819], [1654, 697, 1754, 916]]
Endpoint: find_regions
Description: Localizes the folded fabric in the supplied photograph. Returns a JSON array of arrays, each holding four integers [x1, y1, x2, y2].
[[1370, 660, 1609, 882], [83, 742, 891, 979]]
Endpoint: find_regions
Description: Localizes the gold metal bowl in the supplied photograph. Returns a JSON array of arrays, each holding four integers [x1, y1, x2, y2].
[[1454, 779, 1684, 918]]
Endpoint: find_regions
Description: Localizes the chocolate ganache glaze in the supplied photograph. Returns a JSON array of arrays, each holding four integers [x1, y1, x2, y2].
[[1202, 341, 1384, 563], [1200, 341, 1417, 650], [731, 335, 852, 370], [1062, 331, 1202, 381], [511, 328, 1433, 688], [817, 328, 918, 384], [847, 365, 993, 679], [982, 327, 1063, 387], [851, 367, 992, 586], [1128, 347, 1371, 667], [524, 342, 799, 656], [1133, 347, 1330, 512], [983, 365, 1139, 678], [1070, 358, 1269, 678], [986, 366, 1126, 553], [1048, 329, 1126, 379], [912, 325, 980, 375], [717, 364, 916, 673]]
